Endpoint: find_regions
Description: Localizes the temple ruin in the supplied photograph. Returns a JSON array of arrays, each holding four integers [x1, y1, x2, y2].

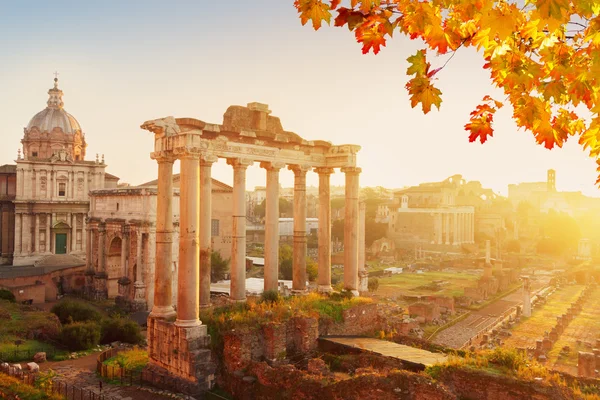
[[140, 102, 362, 392]]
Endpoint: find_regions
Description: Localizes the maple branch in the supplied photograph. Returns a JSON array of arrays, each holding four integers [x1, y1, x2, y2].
[[567, 21, 588, 29], [439, 39, 468, 71]]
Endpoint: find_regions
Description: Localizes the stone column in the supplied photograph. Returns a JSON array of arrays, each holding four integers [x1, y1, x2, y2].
[[470, 212, 475, 243], [358, 200, 368, 292], [452, 212, 458, 246], [136, 230, 143, 282], [342, 167, 361, 296], [227, 158, 253, 302], [71, 213, 77, 253], [98, 226, 106, 272], [444, 213, 450, 245], [46, 214, 51, 253], [121, 225, 129, 277], [82, 216, 87, 255], [150, 157, 176, 319], [84, 172, 89, 199], [315, 167, 333, 293], [261, 161, 285, 293], [199, 155, 217, 308], [86, 227, 92, 268], [176, 155, 201, 327], [436, 213, 443, 244], [463, 213, 468, 243], [14, 213, 21, 256], [34, 214, 40, 254], [289, 164, 311, 293], [22, 213, 30, 254]]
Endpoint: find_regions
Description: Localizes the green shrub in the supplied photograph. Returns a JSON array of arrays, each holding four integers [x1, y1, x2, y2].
[[306, 258, 318, 282], [0, 289, 15, 303], [51, 299, 102, 324], [61, 321, 101, 351], [368, 277, 379, 292], [260, 290, 281, 304], [100, 318, 143, 345], [330, 290, 354, 301], [211, 251, 230, 283]]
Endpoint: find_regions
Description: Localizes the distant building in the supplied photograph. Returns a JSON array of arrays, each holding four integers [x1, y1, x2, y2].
[[0, 165, 16, 265], [12, 78, 119, 267], [278, 217, 318, 242]]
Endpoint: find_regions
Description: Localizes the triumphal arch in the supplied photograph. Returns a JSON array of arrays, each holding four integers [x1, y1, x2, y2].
[[141, 102, 361, 393]]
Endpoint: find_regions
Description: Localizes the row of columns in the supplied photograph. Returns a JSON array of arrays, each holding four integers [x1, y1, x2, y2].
[[14, 212, 85, 256], [431, 211, 474, 245], [150, 154, 363, 328]]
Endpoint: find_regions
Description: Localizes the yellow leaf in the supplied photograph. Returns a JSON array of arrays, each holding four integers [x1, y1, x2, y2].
[[406, 76, 443, 114], [406, 49, 429, 76], [296, 0, 332, 30]]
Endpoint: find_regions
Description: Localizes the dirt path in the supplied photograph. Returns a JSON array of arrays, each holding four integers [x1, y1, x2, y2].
[[38, 352, 188, 400]]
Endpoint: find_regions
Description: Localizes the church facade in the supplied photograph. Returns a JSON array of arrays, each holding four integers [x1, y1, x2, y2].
[[12, 78, 118, 266]]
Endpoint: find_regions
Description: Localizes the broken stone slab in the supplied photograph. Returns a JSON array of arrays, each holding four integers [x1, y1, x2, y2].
[[242, 376, 257, 383]]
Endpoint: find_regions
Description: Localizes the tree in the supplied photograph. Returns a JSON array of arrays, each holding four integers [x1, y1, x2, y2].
[[211, 251, 230, 282], [295, 1, 600, 184], [253, 198, 293, 219], [279, 244, 294, 280]]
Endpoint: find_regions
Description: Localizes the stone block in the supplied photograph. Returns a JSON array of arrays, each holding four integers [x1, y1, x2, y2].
[[26, 362, 39, 372], [542, 338, 553, 351], [579, 351, 597, 378], [33, 352, 46, 363]]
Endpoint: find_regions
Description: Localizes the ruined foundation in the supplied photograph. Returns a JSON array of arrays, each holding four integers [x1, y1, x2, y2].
[[146, 317, 215, 396]]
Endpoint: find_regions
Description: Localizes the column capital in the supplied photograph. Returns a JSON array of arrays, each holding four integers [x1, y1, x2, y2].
[[153, 153, 177, 164], [288, 164, 312, 175], [260, 161, 286, 171], [200, 154, 219, 165], [314, 167, 334, 175], [227, 158, 254, 169], [341, 166, 362, 175]]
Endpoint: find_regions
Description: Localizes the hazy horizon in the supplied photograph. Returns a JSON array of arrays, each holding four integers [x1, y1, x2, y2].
[[1, 1, 598, 197]]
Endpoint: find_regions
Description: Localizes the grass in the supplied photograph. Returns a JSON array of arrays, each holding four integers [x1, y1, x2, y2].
[[103, 347, 148, 373], [502, 285, 584, 349], [200, 293, 372, 352], [0, 372, 63, 400], [547, 287, 600, 376], [0, 300, 67, 362], [375, 270, 480, 297]]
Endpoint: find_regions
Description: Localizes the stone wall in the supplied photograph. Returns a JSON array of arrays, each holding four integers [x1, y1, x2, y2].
[[1, 282, 45, 304], [146, 317, 215, 394], [0, 264, 86, 302], [223, 317, 319, 372]]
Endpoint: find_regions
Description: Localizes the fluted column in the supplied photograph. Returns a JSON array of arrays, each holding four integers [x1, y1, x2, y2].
[[22, 213, 30, 255], [358, 200, 367, 292], [342, 167, 361, 296], [34, 214, 40, 253], [470, 212, 474, 243], [150, 157, 176, 319], [315, 167, 333, 293], [71, 213, 77, 253], [289, 164, 311, 293], [199, 155, 217, 308], [82, 216, 87, 255], [228, 158, 253, 302], [176, 155, 201, 326], [261, 161, 285, 293], [462, 213, 468, 243]]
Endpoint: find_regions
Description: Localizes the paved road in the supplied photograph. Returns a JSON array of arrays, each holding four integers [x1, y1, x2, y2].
[[433, 276, 551, 349]]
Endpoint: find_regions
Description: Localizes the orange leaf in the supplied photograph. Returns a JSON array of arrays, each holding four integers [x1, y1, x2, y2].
[[406, 76, 442, 114]]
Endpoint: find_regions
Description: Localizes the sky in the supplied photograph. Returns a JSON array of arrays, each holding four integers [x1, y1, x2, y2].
[[0, 1, 598, 197]]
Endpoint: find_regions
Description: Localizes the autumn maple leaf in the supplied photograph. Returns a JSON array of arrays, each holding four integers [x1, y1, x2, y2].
[[406, 76, 442, 114]]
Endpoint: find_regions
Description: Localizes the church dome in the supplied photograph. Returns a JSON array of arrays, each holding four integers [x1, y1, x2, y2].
[[25, 77, 82, 134], [27, 108, 81, 134]]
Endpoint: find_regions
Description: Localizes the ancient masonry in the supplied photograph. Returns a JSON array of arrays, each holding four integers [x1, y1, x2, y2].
[[141, 103, 363, 393]]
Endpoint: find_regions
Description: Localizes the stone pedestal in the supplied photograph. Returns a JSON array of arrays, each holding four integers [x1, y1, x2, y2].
[[93, 272, 108, 300], [146, 317, 215, 395], [133, 281, 147, 310], [358, 270, 369, 293], [579, 351, 597, 378]]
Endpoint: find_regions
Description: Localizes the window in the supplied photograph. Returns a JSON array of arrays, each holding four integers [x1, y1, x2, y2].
[[58, 182, 66, 197], [32, 152, 38, 157], [116, 203, 120, 211], [211, 219, 220, 236]]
